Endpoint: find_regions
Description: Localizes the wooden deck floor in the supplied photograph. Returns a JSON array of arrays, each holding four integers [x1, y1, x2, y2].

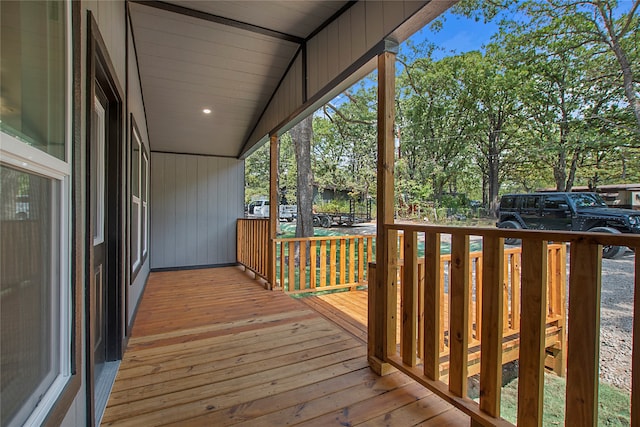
[[102, 267, 469, 426]]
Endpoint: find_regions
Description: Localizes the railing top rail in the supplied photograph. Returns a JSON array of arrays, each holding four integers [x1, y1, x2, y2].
[[386, 223, 640, 248], [275, 234, 376, 243]]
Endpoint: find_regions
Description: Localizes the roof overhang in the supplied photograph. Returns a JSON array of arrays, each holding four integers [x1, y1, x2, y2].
[[128, 0, 456, 158]]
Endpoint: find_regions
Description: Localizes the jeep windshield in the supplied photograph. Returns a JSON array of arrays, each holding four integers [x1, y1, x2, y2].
[[567, 193, 608, 209]]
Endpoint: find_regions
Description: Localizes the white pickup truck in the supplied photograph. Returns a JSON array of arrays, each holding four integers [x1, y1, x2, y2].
[[247, 200, 297, 222]]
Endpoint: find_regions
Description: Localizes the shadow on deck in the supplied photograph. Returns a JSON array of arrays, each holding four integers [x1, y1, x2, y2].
[[102, 266, 469, 426]]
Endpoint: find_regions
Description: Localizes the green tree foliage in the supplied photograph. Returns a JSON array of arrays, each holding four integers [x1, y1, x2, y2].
[[245, 0, 639, 220], [244, 142, 269, 204], [314, 80, 378, 201]]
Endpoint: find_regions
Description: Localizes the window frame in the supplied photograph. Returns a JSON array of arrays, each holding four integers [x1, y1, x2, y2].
[[141, 150, 149, 259], [0, 1, 75, 425], [130, 117, 149, 280]]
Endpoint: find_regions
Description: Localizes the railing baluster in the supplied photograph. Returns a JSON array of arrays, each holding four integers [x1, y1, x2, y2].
[[512, 253, 521, 330], [310, 241, 317, 289], [449, 233, 470, 397], [320, 240, 327, 287], [288, 241, 296, 292], [479, 235, 504, 418], [517, 239, 548, 427], [424, 232, 441, 380], [503, 253, 511, 332], [565, 239, 601, 426], [299, 240, 307, 291], [402, 230, 418, 366], [476, 254, 483, 342], [279, 240, 285, 288], [358, 237, 365, 284], [417, 259, 425, 361], [469, 258, 475, 342], [330, 240, 337, 286], [340, 238, 346, 285], [349, 238, 356, 288], [440, 259, 446, 353]]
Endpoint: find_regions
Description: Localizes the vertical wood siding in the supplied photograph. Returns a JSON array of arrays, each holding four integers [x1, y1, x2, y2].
[[150, 153, 243, 269]]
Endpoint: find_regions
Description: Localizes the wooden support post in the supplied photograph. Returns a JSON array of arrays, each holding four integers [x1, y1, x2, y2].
[[479, 236, 504, 418], [268, 134, 278, 290], [370, 42, 398, 376], [517, 239, 548, 427], [565, 239, 601, 426], [449, 234, 470, 397]]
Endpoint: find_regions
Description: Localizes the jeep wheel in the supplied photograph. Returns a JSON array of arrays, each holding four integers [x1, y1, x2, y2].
[[498, 220, 521, 245], [588, 227, 626, 259]]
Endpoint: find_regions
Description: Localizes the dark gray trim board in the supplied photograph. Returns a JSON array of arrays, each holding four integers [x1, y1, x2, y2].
[[151, 263, 239, 273]]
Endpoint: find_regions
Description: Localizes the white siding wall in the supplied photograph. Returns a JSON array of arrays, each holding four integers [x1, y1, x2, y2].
[[59, 1, 134, 425], [128, 24, 151, 327], [150, 153, 244, 269]]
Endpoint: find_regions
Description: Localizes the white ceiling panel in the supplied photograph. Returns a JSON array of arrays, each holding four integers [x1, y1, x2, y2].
[[166, 1, 348, 39], [129, 0, 311, 157]]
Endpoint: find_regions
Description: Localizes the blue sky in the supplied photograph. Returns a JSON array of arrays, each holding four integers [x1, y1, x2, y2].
[[402, 11, 500, 59]]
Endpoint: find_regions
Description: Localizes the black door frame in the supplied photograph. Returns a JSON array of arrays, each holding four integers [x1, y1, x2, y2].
[[85, 11, 125, 426]]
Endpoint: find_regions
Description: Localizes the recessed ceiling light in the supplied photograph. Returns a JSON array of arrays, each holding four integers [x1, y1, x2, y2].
[[203, 108, 212, 114]]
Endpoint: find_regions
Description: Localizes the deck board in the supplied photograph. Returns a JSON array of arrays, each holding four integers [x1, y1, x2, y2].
[[102, 267, 468, 426]]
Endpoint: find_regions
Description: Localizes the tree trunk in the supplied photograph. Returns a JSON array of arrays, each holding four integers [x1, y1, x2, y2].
[[291, 116, 314, 238], [487, 154, 500, 218], [565, 149, 580, 192], [487, 130, 501, 218], [598, 3, 640, 131]]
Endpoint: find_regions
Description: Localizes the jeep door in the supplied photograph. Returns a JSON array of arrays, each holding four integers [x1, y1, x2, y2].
[[519, 195, 543, 229], [539, 194, 572, 231]]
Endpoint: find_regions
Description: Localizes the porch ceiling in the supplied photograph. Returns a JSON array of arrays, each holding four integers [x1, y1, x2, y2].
[[129, 1, 351, 158], [129, 1, 455, 158]]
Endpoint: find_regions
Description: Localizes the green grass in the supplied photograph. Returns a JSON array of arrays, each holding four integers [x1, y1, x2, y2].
[[500, 373, 630, 426]]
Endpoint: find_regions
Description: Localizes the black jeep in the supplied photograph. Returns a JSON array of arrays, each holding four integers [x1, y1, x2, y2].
[[497, 192, 640, 258]]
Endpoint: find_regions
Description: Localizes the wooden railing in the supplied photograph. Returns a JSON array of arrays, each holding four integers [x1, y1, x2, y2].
[[392, 239, 566, 378], [369, 224, 640, 427], [237, 218, 270, 280], [274, 235, 375, 293]]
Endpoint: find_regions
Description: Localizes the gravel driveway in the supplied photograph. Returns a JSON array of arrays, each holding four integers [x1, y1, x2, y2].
[[599, 249, 635, 391]]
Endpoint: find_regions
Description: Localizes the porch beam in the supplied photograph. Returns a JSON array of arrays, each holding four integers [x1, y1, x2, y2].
[[131, 1, 304, 44], [370, 43, 398, 375], [268, 134, 278, 289]]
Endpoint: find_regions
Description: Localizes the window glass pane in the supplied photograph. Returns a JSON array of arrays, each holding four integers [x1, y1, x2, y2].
[[1, 165, 60, 426], [132, 137, 140, 198], [142, 202, 148, 256], [132, 199, 140, 269], [92, 97, 105, 245], [525, 196, 540, 209], [142, 153, 148, 202], [544, 195, 566, 209], [0, 1, 67, 160]]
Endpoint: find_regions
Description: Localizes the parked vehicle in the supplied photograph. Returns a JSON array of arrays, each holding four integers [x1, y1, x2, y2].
[[247, 199, 297, 221], [313, 198, 373, 228], [497, 192, 640, 258]]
